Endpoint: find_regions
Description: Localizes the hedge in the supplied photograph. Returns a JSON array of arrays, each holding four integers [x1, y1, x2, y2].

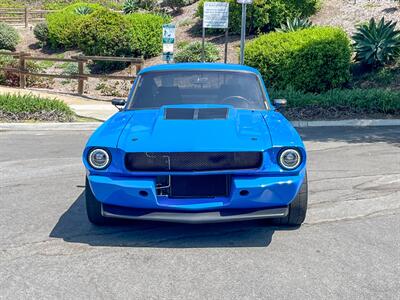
[[197, 0, 318, 34], [47, 4, 167, 60], [269, 88, 400, 114], [77, 9, 132, 57], [245, 27, 352, 92], [0, 93, 75, 122], [46, 2, 102, 48], [125, 13, 167, 58], [43, 0, 123, 10], [0, 22, 20, 51]]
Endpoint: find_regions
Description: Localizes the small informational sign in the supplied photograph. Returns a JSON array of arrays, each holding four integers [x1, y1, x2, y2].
[[162, 24, 175, 43], [162, 24, 175, 62], [163, 43, 174, 53], [237, 0, 253, 3], [203, 2, 229, 29]]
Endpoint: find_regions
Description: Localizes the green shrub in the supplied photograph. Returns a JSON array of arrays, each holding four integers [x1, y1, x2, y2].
[[77, 9, 131, 56], [0, 93, 75, 122], [123, 0, 139, 13], [270, 87, 400, 115], [43, 0, 122, 10], [276, 16, 313, 32], [125, 13, 167, 58], [353, 18, 400, 67], [33, 22, 49, 45], [197, 0, 318, 34], [0, 23, 20, 51], [74, 5, 93, 15], [123, 0, 158, 13], [46, 2, 102, 48], [60, 62, 89, 75], [174, 41, 219, 63], [0, 1, 24, 8], [245, 27, 352, 92]]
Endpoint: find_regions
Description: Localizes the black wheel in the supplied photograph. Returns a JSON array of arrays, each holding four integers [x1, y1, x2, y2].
[[274, 172, 308, 226], [85, 177, 108, 225]]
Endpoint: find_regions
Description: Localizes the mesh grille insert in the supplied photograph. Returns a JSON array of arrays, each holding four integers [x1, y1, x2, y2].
[[125, 152, 263, 172]]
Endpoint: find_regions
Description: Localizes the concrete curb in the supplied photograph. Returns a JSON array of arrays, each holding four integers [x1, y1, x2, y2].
[[1, 119, 400, 131], [0, 122, 101, 131], [291, 119, 400, 127]]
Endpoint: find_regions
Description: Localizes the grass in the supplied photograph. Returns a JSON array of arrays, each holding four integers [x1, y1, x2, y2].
[[269, 88, 400, 120], [270, 88, 400, 113], [0, 93, 75, 122], [38, 60, 56, 69], [352, 67, 400, 89]]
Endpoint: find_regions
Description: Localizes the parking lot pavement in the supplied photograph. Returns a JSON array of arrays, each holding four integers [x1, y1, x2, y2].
[[0, 126, 399, 299]]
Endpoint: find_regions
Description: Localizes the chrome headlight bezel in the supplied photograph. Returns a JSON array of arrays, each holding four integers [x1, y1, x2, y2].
[[278, 148, 302, 170], [87, 148, 111, 170]]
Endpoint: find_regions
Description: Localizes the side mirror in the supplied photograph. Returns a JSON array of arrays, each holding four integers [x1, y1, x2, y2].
[[112, 98, 126, 111], [273, 98, 287, 109]]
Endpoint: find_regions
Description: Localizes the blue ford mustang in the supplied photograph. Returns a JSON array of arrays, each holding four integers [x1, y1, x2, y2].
[[83, 63, 307, 225]]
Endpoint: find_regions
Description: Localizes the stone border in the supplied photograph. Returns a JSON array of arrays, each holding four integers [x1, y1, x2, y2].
[[1, 119, 400, 131]]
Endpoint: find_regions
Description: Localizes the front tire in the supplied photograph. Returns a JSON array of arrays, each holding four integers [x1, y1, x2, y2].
[[275, 172, 308, 226], [85, 177, 108, 225]]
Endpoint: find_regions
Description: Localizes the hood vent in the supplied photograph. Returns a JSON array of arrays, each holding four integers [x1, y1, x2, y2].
[[165, 108, 228, 120]]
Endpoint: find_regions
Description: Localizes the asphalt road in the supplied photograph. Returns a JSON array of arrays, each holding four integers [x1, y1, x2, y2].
[[0, 126, 399, 299]]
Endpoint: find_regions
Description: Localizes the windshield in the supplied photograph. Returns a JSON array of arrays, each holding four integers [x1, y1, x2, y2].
[[127, 70, 267, 110]]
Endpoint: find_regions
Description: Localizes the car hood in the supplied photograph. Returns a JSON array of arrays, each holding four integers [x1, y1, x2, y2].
[[117, 106, 272, 152]]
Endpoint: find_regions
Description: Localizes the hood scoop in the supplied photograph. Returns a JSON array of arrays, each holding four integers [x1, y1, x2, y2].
[[165, 108, 228, 120]]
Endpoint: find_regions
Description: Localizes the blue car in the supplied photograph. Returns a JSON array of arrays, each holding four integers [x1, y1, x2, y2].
[[83, 63, 307, 226]]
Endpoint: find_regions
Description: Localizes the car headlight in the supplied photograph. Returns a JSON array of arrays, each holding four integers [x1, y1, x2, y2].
[[88, 148, 111, 169], [279, 148, 301, 170]]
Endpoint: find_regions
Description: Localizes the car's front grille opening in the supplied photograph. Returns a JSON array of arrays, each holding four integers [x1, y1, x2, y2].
[[156, 175, 230, 198], [125, 152, 263, 172]]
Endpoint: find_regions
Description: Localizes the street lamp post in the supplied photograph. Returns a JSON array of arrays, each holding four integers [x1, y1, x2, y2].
[[238, 0, 252, 65]]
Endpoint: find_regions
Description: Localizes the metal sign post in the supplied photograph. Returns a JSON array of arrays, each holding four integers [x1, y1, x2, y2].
[[237, 0, 252, 65], [202, 2, 229, 63], [162, 24, 176, 63]]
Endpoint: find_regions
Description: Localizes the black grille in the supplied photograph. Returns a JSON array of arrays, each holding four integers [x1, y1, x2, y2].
[[165, 108, 228, 120], [165, 108, 195, 120], [125, 152, 263, 172]]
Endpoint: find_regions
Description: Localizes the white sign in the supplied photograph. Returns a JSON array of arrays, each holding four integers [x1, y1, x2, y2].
[[237, 0, 253, 3], [163, 43, 174, 53], [203, 2, 229, 29]]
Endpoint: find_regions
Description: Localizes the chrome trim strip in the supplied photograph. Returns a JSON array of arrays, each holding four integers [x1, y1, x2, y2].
[[100, 206, 288, 224]]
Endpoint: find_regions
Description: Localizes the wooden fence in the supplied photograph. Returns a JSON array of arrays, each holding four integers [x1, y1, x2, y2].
[[0, 7, 124, 27], [0, 8, 56, 27], [0, 51, 144, 95]]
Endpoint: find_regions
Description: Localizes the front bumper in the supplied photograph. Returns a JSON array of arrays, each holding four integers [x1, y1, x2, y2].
[[88, 171, 305, 212], [101, 204, 288, 224]]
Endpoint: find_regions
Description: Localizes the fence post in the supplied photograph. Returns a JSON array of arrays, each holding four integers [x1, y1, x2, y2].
[[19, 52, 26, 89], [77, 59, 84, 95], [24, 7, 28, 28], [135, 63, 142, 74]]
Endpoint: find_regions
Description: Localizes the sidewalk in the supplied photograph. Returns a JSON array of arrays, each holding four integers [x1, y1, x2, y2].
[[69, 104, 117, 121], [0, 86, 118, 121]]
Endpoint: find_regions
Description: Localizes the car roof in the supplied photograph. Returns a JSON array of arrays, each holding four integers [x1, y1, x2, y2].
[[139, 63, 261, 76]]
